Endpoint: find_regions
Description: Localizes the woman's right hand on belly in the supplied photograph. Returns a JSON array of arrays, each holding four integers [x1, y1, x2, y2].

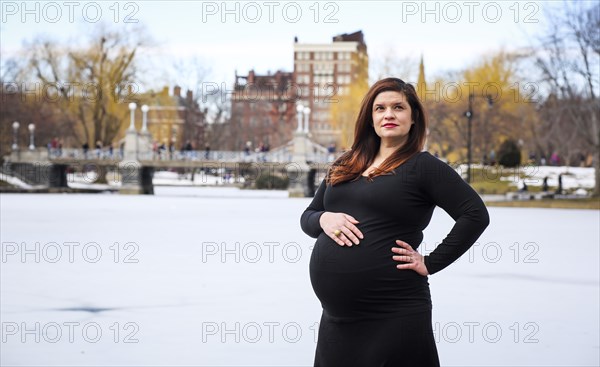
[[319, 212, 364, 246]]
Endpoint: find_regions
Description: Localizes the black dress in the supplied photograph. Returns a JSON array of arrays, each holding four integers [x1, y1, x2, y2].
[[300, 151, 490, 367]]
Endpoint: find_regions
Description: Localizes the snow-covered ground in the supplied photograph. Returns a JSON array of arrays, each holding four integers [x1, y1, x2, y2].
[[0, 173, 37, 190], [1, 187, 598, 366], [525, 166, 595, 189], [457, 164, 595, 192]]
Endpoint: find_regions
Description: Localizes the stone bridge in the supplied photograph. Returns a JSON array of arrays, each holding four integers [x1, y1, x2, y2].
[[3, 128, 336, 197]]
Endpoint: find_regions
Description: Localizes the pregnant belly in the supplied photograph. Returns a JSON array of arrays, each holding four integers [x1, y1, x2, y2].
[[309, 233, 431, 320]]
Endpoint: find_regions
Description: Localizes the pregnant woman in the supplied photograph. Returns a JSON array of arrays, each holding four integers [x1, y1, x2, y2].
[[300, 78, 490, 366]]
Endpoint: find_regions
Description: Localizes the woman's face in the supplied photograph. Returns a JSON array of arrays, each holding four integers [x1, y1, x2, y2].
[[371, 91, 413, 146]]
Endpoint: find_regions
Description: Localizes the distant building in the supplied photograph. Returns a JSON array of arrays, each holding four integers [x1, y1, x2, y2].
[[416, 55, 429, 150], [228, 70, 297, 150], [293, 30, 369, 146], [417, 55, 427, 102], [138, 86, 206, 150], [223, 31, 368, 151]]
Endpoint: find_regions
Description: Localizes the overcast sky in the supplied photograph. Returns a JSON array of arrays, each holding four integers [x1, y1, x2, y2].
[[0, 1, 585, 90]]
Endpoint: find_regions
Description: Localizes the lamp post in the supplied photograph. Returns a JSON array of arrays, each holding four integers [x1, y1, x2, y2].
[[465, 93, 474, 184], [296, 103, 304, 133], [141, 104, 149, 132], [28, 123, 35, 150], [303, 107, 311, 134], [11, 121, 19, 150], [128, 102, 137, 131], [464, 93, 493, 183], [289, 103, 310, 197]]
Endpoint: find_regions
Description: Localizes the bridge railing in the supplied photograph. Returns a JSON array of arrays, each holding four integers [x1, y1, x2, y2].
[[43, 148, 338, 164], [136, 150, 336, 164], [48, 148, 123, 160]]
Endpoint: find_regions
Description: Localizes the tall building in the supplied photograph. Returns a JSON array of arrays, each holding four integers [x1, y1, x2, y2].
[[416, 55, 430, 151], [417, 55, 427, 102], [293, 31, 369, 146]]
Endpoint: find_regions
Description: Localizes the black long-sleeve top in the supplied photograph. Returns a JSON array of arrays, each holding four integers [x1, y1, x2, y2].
[[301, 151, 490, 321]]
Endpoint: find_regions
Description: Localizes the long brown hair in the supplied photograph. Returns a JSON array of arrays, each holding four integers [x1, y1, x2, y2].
[[326, 77, 428, 186]]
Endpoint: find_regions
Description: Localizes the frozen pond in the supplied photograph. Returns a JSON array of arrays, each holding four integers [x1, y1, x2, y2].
[[1, 187, 599, 366]]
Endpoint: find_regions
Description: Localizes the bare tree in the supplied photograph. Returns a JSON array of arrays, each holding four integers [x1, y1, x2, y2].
[[24, 25, 149, 147], [533, 2, 599, 195], [164, 58, 239, 150], [1, 57, 71, 158], [370, 50, 417, 84]]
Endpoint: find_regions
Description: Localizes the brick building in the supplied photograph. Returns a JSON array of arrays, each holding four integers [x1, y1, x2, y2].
[[140, 86, 206, 150], [227, 70, 298, 151], [223, 31, 368, 151], [293, 31, 369, 146]]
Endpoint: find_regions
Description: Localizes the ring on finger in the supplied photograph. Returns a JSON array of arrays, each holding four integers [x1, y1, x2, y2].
[[333, 229, 342, 237]]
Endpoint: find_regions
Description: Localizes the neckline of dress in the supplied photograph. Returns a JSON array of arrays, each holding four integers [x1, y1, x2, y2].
[[359, 152, 425, 178]]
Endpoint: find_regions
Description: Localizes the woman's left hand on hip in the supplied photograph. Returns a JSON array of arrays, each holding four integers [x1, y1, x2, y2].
[[391, 240, 429, 276]]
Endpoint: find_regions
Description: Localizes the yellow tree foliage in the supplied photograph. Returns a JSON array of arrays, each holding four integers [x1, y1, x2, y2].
[[26, 28, 146, 147], [330, 55, 369, 150], [425, 50, 538, 163]]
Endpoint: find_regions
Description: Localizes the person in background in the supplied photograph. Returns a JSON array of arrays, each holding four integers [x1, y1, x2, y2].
[[82, 142, 89, 159], [556, 173, 564, 195], [543, 176, 549, 192], [95, 141, 102, 159]]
